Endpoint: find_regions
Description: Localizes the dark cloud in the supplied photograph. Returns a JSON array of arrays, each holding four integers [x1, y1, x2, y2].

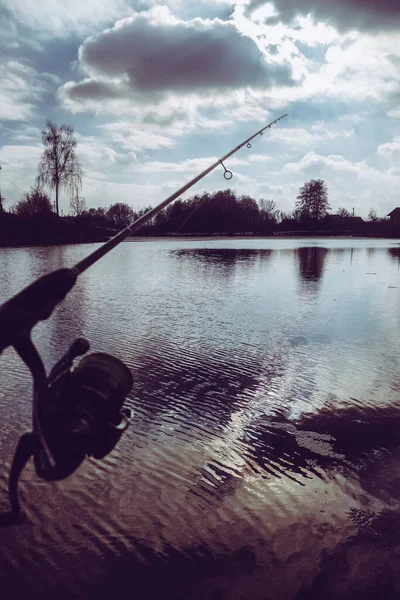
[[63, 8, 293, 104], [247, 0, 400, 32], [64, 79, 127, 100]]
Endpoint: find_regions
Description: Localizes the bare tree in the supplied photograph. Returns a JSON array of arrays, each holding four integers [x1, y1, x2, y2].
[[277, 210, 292, 220], [367, 209, 378, 222], [37, 121, 83, 216], [12, 186, 53, 217], [259, 198, 279, 223], [337, 207, 350, 218], [69, 192, 87, 216]]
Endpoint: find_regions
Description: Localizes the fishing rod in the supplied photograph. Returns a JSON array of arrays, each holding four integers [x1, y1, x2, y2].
[[0, 113, 287, 525]]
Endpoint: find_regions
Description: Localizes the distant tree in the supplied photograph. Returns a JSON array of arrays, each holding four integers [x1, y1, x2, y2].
[[237, 195, 259, 231], [279, 210, 293, 221], [337, 207, 350, 218], [154, 209, 168, 231], [69, 192, 87, 216], [136, 206, 152, 218], [367, 209, 378, 222], [82, 207, 110, 227], [13, 186, 53, 217], [86, 207, 106, 218], [135, 205, 153, 225], [0, 166, 3, 213], [259, 198, 279, 223], [165, 199, 185, 231], [107, 202, 135, 229], [37, 121, 83, 216], [210, 189, 240, 233], [296, 179, 330, 221]]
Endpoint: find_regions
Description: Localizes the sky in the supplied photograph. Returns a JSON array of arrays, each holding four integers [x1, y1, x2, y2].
[[1, 0, 400, 218]]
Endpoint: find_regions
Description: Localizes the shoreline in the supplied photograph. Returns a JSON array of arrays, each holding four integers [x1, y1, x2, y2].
[[1, 232, 400, 249]]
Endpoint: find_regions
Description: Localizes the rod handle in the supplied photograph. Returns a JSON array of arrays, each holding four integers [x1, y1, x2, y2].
[[0, 268, 78, 354]]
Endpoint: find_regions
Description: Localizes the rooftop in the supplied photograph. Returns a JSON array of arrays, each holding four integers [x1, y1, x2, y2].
[[387, 207, 400, 217]]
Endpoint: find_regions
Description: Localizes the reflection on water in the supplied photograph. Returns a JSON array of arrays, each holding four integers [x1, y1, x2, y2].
[[1, 238, 400, 599], [174, 247, 274, 264], [296, 246, 328, 296], [297, 246, 327, 282], [388, 247, 400, 267]]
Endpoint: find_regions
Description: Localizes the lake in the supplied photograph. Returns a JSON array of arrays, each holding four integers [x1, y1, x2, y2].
[[1, 237, 400, 600]]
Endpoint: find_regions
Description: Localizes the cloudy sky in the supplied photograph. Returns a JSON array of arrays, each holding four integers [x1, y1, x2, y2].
[[1, 0, 400, 217]]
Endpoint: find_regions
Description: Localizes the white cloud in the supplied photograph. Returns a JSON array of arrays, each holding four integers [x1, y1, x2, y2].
[[1, 0, 134, 38], [98, 122, 178, 152], [324, 35, 400, 81], [137, 155, 248, 174], [0, 144, 43, 170], [284, 151, 365, 175], [247, 153, 272, 162], [378, 136, 400, 160], [1, 124, 42, 142], [75, 134, 138, 179], [232, 9, 400, 110], [268, 127, 354, 146], [234, 4, 340, 46], [0, 144, 43, 207], [0, 60, 57, 121]]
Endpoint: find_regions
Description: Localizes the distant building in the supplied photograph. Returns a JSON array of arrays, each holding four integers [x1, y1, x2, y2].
[[387, 207, 400, 225], [348, 216, 365, 227]]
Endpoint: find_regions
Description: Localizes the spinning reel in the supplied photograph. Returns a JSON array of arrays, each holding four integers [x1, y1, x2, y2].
[[0, 269, 133, 526]]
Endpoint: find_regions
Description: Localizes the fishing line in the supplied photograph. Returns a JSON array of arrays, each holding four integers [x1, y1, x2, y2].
[[174, 195, 210, 234], [73, 114, 287, 275], [3, 176, 26, 195]]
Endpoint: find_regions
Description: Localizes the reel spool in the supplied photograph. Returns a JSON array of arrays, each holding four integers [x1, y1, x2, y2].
[[37, 349, 133, 480]]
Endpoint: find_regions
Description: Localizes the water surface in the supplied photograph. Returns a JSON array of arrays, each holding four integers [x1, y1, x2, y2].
[[1, 237, 400, 599]]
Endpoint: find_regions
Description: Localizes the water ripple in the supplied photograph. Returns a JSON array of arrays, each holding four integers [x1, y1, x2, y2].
[[1, 240, 400, 598]]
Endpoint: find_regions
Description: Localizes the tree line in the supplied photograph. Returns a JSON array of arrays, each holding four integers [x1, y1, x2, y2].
[[71, 185, 389, 235], [68, 178, 387, 235], [2, 121, 392, 237]]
